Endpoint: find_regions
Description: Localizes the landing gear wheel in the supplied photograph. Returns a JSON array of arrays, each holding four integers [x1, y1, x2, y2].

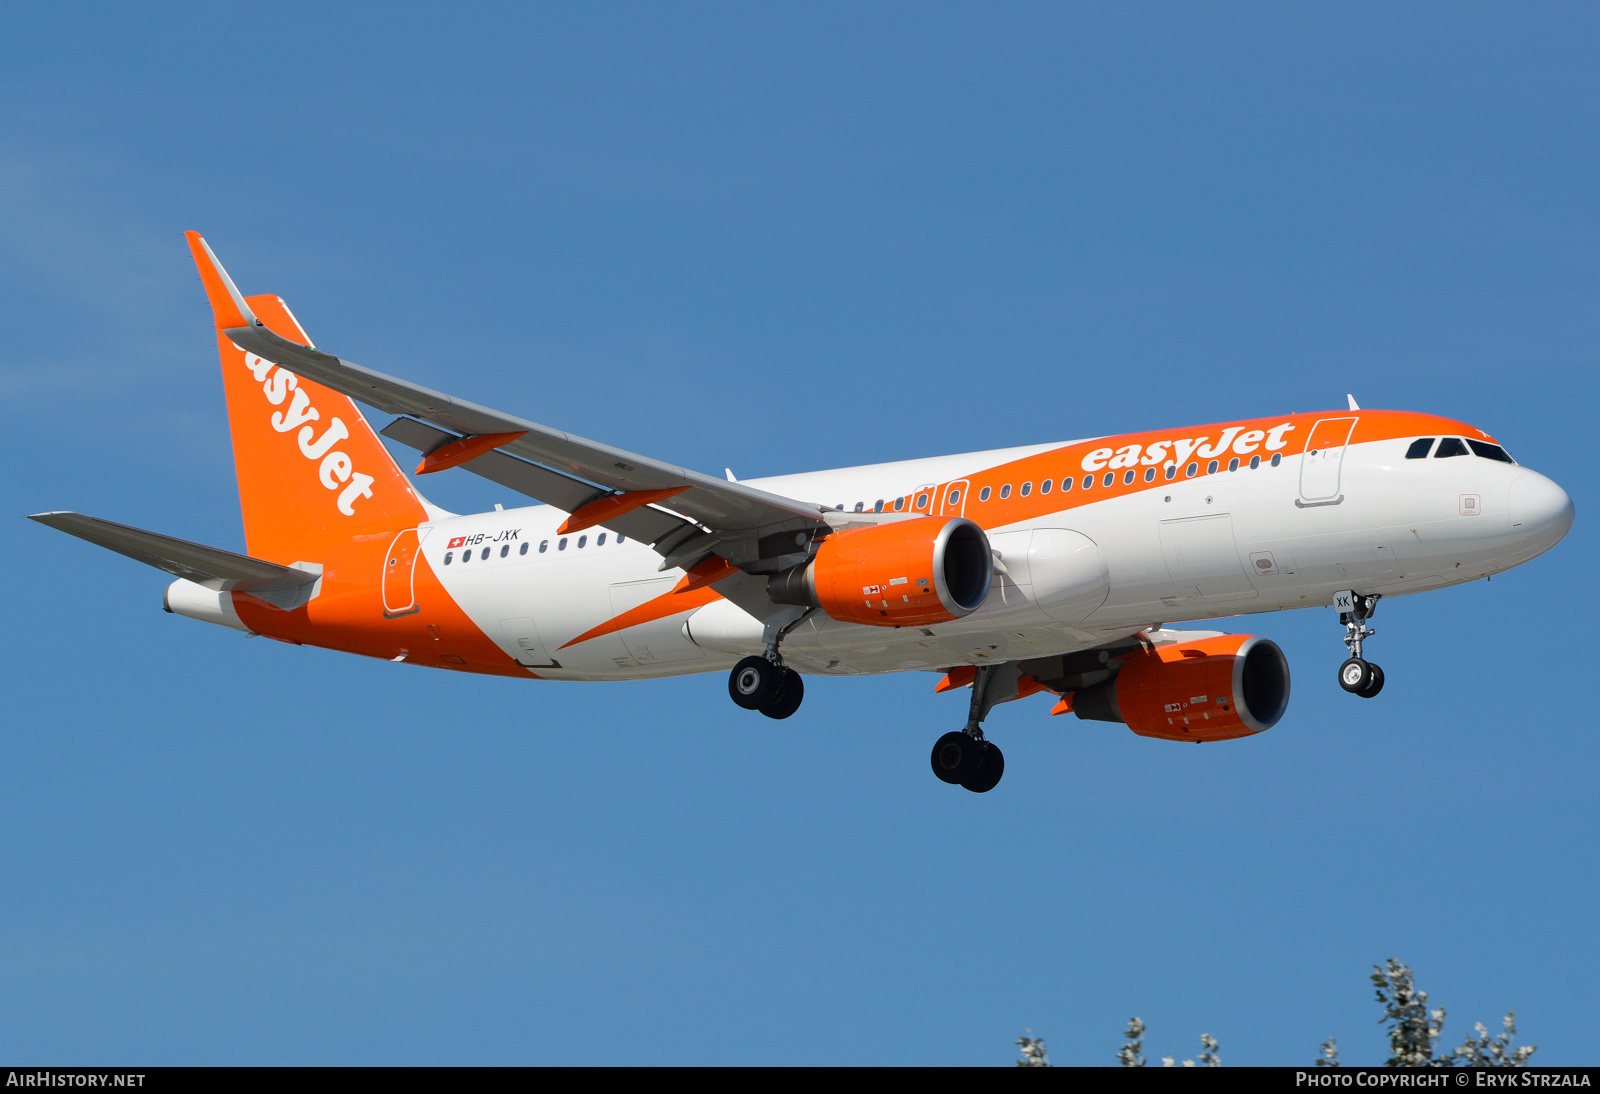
[[760, 669, 804, 719], [1338, 657, 1373, 694], [729, 655, 784, 710], [931, 731, 986, 785], [1357, 662, 1384, 698], [961, 742, 1004, 793]]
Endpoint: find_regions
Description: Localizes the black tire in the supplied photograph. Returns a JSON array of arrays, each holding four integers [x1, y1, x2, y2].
[[729, 655, 783, 710], [961, 742, 1005, 793], [1337, 657, 1372, 694], [1357, 662, 1385, 698], [760, 669, 805, 719], [931, 731, 986, 785]]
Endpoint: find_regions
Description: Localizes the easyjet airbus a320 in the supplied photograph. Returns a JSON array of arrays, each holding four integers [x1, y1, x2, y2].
[[31, 235, 1575, 792]]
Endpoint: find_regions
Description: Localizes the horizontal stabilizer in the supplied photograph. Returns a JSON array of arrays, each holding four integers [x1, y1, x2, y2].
[[28, 512, 320, 610]]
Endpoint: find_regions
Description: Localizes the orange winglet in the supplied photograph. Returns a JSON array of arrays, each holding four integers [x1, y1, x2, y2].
[[1051, 693, 1074, 716], [934, 665, 977, 693], [557, 486, 690, 535], [185, 231, 254, 330], [671, 555, 739, 594], [415, 431, 527, 475]]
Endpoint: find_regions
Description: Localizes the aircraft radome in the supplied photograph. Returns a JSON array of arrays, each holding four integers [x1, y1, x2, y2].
[[29, 234, 1575, 793]]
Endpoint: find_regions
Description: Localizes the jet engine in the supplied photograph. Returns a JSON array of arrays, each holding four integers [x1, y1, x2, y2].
[[1072, 634, 1290, 741], [768, 516, 992, 627]]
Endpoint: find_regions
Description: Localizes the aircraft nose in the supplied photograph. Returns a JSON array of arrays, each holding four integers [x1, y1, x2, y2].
[[1509, 471, 1574, 546]]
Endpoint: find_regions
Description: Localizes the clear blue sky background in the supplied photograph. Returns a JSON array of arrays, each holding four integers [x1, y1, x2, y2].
[[2, 3, 1594, 1066]]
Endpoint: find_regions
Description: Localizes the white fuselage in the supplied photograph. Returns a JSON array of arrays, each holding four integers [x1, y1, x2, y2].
[[420, 431, 1572, 681]]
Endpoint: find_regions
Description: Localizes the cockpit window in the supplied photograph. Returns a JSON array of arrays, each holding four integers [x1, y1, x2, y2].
[[1405, 438, 1435, 459], [1434, 437, 1469, 458], [1468, 439, 1515, 464]]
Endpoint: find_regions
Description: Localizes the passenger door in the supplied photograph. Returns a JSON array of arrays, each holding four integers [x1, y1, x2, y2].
[[1298, 416, 1358, 506], [382, 529, 421, 617]]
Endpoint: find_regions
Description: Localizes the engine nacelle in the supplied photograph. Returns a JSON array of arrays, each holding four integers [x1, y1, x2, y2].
[[768, 516, 992, 627], [1073, 634, 1290, 741]]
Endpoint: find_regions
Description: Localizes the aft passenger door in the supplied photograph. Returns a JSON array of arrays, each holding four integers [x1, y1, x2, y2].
[[382, 529, 421, 617], [1298, 417, 1358, 506]]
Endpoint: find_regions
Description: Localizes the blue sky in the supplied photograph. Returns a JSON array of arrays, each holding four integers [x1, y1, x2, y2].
[[2, 3, 1595, 1065]]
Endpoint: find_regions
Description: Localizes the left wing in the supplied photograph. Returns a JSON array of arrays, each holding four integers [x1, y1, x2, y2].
[[187, 232, 840, 573]]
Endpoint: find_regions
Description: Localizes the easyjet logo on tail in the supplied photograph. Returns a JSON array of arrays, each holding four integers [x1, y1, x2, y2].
[[244, 352, 374, 515], [1080, 422, 1297, 472]]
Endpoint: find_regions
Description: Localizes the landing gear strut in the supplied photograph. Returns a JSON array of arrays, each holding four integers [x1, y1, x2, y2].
[[929, 662, 1008, 793], [1334, 590, 1384, 698], [727, 607, 814, 719]]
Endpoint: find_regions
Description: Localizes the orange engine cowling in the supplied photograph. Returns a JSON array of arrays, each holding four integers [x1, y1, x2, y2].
[[1072, 634, 1290, 742], [768, 516, 993, 627]]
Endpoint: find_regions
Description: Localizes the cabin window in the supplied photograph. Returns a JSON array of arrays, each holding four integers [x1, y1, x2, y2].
[[1186, 462, 1199, 478], [1082, 475, 1094, 490], [1271, 453, 1281, 467], [1207, 460, 1219, 475], [1039, 479, 1051, 495], [558, 537, 568, 550], [1102, 472, 1115, 487], [1122, 469, 1135, 485], [1228, 457, 1240, 472], [894, 497, 905, 511], [500, 544, 509, 557], [874, 500, 885, 513], [1435, 437, 1469, 458], [979, 486, 992, 501], [948, 489, 961, 504], [1249, 454, 1261, 470], [854, 501, 864, 512], [444, 551, 453, 565], [597, 533, 607, 545], [1468, 439, 1515, 464], [481, 547, 490, 560], [1059, 477, 1071, 492], [916, 493, 929, 508], [578, 535, 587, 548], [1165, 463, 1177, 480], [460, 550, 470, 564], [1144, 467, 1156, 482], [999, 484, 1011, 499], [1406, 438, 1436, 459], [1020, 482, 1032, 497], [520, 542, 530, 555], [617, 535, 626, 543], [539, 540, 549, 553]]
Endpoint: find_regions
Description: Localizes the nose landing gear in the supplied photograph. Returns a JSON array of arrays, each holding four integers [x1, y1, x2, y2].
[[929, 662, 1009, 793], [1334, 590, 1384, 698]]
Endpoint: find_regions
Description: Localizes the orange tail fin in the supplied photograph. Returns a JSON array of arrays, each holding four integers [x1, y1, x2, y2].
[[186, 233, 427, 562]]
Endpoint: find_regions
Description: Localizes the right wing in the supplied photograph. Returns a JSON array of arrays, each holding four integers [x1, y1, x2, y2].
[[187, 232, 893, 577]]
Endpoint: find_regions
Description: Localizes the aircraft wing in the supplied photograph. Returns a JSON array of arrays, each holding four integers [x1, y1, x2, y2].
[[28, 512, 319, 597], [187, 232, 833, 571]]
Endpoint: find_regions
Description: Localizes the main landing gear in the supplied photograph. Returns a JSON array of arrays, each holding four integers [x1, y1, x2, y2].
[[727, 608, 813, 720], [1334, 590, 1385, 698], [728, 655, 804, 719], [930, 662, 1007, 793]]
